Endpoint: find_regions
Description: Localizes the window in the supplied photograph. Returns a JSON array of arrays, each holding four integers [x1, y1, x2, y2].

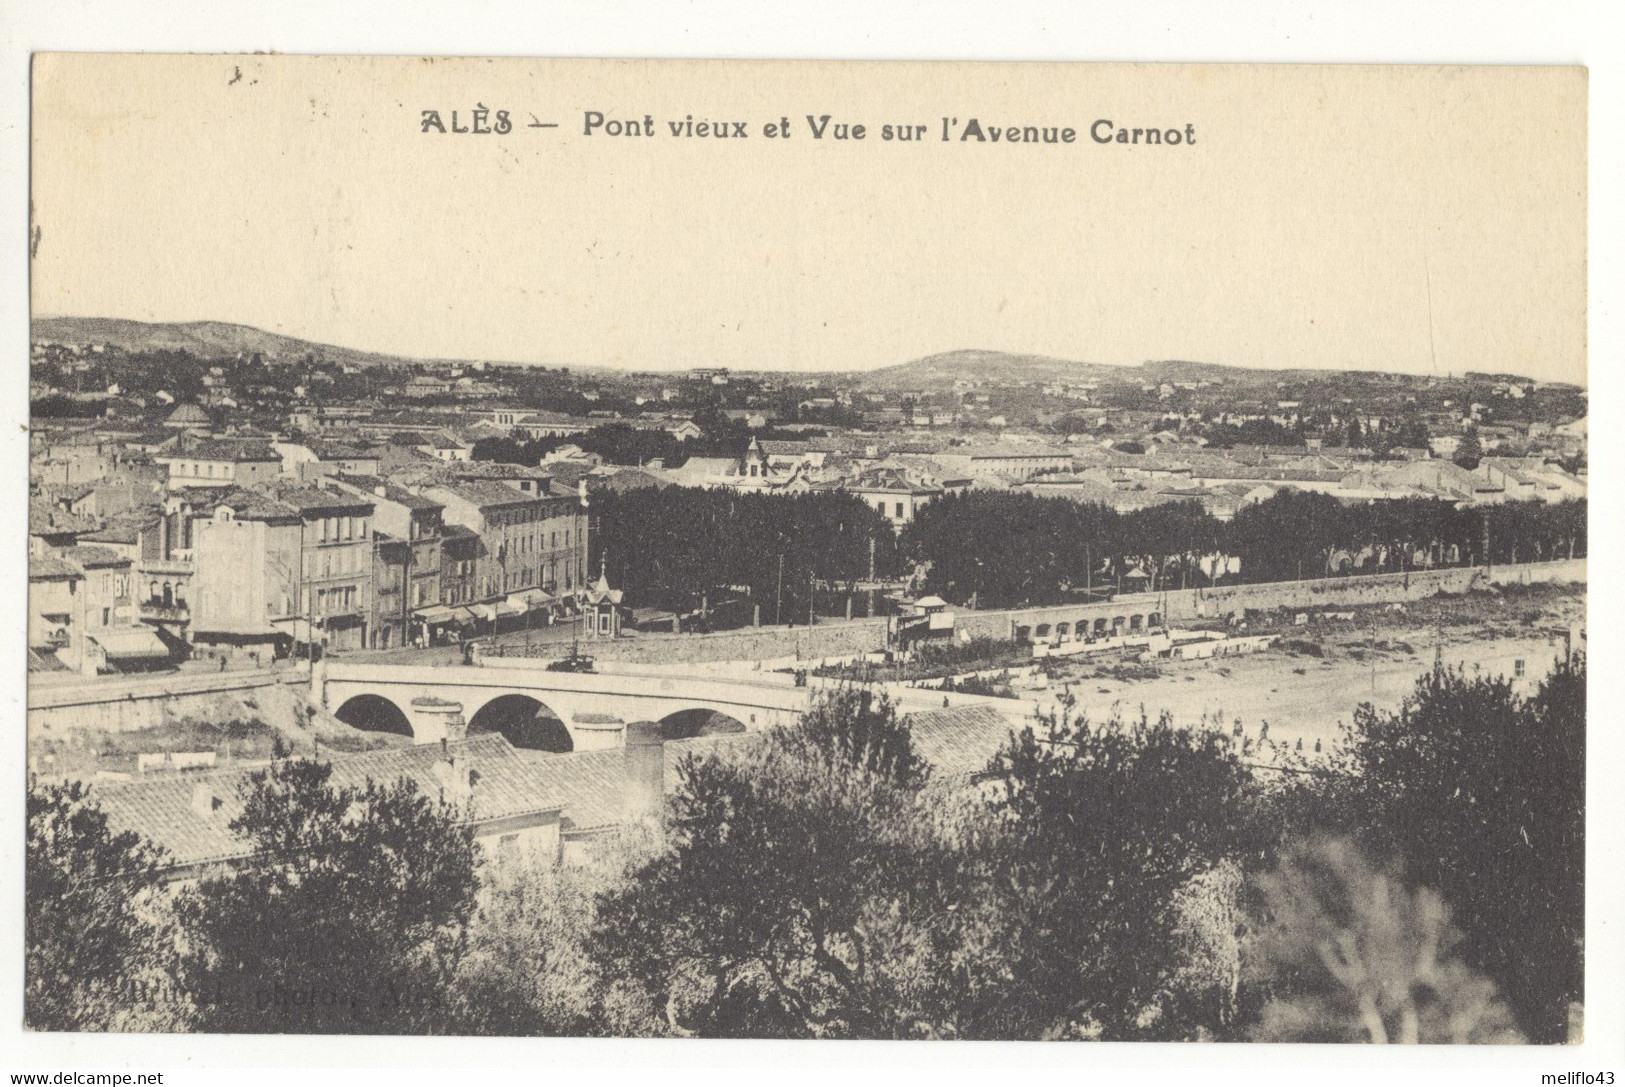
[[895, 502, 904, 518], [101, 607, 110, 625], [319, 517, 329, 542]]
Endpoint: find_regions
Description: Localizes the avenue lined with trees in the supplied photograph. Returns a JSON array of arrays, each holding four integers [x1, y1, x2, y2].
[[586, 486, 1586, 616]]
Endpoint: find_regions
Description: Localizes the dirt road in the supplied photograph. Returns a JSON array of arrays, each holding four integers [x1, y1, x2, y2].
[[1034, 632, 1572, 751]]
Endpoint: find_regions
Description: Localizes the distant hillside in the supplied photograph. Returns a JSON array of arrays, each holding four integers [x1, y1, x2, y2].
[[857, 350, 1307, 391], [30, 317, 434, 369]]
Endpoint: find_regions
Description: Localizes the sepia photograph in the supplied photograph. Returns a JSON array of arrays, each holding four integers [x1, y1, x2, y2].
[[13, 41, 1609, 1072]]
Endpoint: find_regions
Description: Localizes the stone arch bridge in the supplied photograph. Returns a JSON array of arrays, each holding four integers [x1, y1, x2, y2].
[[313, 658, 1016, 752]]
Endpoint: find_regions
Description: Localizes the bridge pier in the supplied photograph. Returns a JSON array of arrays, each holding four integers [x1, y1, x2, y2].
[[570, 712, 626, 751], [409, 696, 467, 744]]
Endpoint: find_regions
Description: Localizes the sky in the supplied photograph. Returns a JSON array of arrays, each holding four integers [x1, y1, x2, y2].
[[30, 56, 1588, 384]]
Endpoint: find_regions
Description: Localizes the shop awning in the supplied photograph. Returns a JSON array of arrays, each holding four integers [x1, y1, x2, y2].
[[415, 604, 457, 623], [274, 617, 319, 643], [90, 627, 171, 661], [507, 589, 555, 610], [494, 600, 526, 617]]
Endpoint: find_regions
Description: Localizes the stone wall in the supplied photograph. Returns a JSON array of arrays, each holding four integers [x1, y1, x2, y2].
[[585, 617, 890, 667], [27, 670, 315, 735], [955, 559, 1586, 642]]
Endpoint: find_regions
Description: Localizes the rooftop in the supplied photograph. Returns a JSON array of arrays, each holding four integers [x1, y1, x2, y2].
[[92, 734, 564, 872]]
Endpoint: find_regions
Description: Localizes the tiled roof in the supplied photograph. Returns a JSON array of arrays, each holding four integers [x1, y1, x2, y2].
[[30, 556, 83, 581], [271, 485, 376, 515], [901, 704, 1019, 784], [521, 748, 626, 834], [167, 438, 281, 463], [204, 487, 301, 523], [452, 462, 555, 481], [334, 475, 444, 511], [92, 734, 562, 871], [515, 705, 1019, 835], [428, 480, 548, 509], [29, 497, 97, 536], [58, 544, 130, 569]]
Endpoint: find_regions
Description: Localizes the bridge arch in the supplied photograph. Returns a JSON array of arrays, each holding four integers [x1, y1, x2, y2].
[[334, 694, 413, 738], [657, 707, 749, 741], [467, 693, 574, 753]]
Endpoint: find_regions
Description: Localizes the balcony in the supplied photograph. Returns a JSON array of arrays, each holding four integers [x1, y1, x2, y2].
[[139, 601, 190, 623]]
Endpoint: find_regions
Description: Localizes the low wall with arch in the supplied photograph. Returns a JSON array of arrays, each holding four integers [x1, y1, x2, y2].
[[954, 559, 1585, 643]]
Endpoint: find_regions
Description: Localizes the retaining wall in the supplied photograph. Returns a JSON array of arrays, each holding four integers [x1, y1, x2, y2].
[[27, 669, 314, 735], [583, 617, 891, 667], [955, 559, 1585, 642]]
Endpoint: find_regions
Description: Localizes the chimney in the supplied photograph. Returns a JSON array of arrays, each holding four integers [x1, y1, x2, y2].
[[191, 783, 221, 818], [622, 722, 665, 823]]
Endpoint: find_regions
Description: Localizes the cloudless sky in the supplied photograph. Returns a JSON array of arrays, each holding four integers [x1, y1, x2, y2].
[[31, 56, 1587, 384]]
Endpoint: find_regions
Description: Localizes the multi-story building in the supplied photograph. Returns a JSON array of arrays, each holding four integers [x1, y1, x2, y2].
[[833, 466, 946, 528], [330, 475, 446, 649], [276, 486, 378, 653], [78, 508, 194, 644], [43, 544, 170, 673], [190, 484, 377, 657], [189, 489, 302, 658], [439, 524, 481, 608], [155, 438, 283, 492], [425, 479, 588, 617], [29, 555, 86, 671]]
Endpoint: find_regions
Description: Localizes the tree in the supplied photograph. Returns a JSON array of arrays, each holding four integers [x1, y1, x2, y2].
[[1332, 658, 1585, 1042], [1245, 837, 1524, 1043], [589, 487, 898, 621], [984, 703, 1266, 1039], [451, 827, 663, 1037], [588, 690, 1004, 1038], [176, 755, 481, 1033], [26, 779, 182, 1031], [1453, 426, 1483, 469]]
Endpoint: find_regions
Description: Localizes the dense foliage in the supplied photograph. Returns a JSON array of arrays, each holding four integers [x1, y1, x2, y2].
[[903, 490, 1586, 607], [176, 755, 481, 1033], [26, 659, 1586, 1043], [1245, 837, 1524, 1043], [986, 703, 1267, 1038], [1326, 658, 1586, 1043], [588, 487, 901, 619], [25, 779, 178, 1031]]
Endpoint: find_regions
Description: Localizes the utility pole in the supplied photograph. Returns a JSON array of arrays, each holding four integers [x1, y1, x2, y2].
[[775, 553, 785, 626], [1482, 509, 1492, 574]]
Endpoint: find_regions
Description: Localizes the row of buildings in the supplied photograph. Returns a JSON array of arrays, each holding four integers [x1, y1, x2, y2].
[[641, 430, 1588, 526], [30, 410, 594, 675]]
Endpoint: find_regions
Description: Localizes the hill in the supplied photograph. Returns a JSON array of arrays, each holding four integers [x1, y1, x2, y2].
[[30, 317, 444, 369], [855, 350, 1312, 391]]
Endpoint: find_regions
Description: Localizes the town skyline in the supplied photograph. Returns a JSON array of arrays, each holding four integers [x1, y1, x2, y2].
[[29, 313, 1586, 387]]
